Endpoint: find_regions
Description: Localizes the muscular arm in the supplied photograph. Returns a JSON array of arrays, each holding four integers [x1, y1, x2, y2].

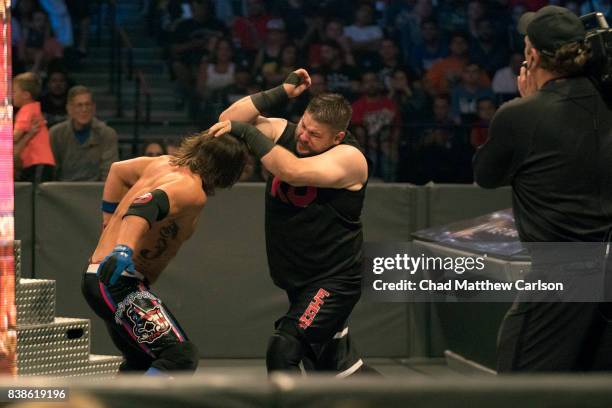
[[219, 69, 311, 124], [262, 144, 368, 189]]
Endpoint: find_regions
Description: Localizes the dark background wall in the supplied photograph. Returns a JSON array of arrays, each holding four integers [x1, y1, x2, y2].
[[16, 182, 512, 366]]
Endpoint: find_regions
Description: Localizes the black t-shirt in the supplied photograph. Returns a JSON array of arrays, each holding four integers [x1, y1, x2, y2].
[[265, 122, 368, 290], [473, 77, 612, 242], [320, 65, 359, 100]]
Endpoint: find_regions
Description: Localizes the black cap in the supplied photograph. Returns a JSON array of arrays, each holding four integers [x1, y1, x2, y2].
[[518, 5, 585, 56]]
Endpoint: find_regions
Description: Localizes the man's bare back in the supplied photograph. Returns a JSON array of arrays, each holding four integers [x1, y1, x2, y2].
[[91, 156, 205, 283]]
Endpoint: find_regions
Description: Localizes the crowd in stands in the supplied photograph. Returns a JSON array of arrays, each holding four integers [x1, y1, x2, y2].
[[149, 0, 610, 183], [11, 0, 612, 184]]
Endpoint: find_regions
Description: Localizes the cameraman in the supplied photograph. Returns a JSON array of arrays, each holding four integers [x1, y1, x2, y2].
[[474, 6, 612, 372]]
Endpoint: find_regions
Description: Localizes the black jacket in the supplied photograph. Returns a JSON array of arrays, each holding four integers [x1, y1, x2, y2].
[[473, 76, 612, 242]]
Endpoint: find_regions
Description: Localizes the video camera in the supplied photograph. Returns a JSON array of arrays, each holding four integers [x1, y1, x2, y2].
[[581, 12, 612, 98]]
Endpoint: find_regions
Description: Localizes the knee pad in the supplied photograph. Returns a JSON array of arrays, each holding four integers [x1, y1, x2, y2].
[[152, 341, 199, 372], [266, 325, 304, 372]]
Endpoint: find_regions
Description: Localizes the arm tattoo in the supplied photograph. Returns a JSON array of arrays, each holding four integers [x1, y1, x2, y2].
[[140, 221, 179, 260]]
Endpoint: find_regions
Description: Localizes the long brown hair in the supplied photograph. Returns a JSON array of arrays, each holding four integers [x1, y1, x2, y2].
[[538, 42, 591, 76], [170, 131, 248, 195]]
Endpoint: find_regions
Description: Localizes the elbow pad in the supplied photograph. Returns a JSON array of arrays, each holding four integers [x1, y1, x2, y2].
[[123, 189, 170, 228]]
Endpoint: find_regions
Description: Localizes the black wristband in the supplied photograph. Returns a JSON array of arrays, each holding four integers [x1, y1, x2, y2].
[[250, 85, 288, 113], [284, 72, 301, 86], [230, 121, 275, 159]]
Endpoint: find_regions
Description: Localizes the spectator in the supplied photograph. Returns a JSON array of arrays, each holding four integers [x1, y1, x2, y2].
[[50, 85, 118, 181], [197, 37, 236, 97], [13, 72, 55, 183], [408, 95, 473, 184], [466, 0, 487, 38], [491, 52, 522, 101], [307, 18, 355, 68], [373, 38, 407, 91], [40, 68, 71, 127], [344, 3, 384, 59], [253, 19, 287, 84], [409, 18, 448, 77], [231, 0, 272, 55], [393, 0, 435, 62], [261, 43, 300, 87], [450, 63, 494, 124], [169, 0, 227, 107], [388, 68, 429, 123], [142, 140, 167, 157], [425, 31, 489, 95], [166, 138, 181, 156], [17, 9, 63, 74], [318, 40, 360, 100], [352, 71, 401, 181], [216, 66, 255, 106], [470, 18, 509, 77], [470, 97, 496, 148]]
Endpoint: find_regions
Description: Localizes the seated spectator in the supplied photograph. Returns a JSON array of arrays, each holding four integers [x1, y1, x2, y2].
[[467, 1, 487, 38], [470, 18, 508, 78], [17, 9, 63, 74], [50, 86, 118, 181], [231, 0, 271, 55], [407, 95, 473, 184], [165, 138, 181, 156], [253, 19, 288, 85], [409, 18, 448, 77], [372, 38, 408, 90], [388, 68, 429, 123], [40, 68, 71, 127], [470, 97, 497, 148], [318, 40, 360, 100], [394, 0, 435, 62], [344, 3, 383, 65], [308, 18, 355, 68], [197, 37, 236, 97], [142, 140, 167, 157], [492, 52, 522, 102], [261, 43, 300, 88], [352, 71, 401, 182], [425, 32, 489, 96], [13, 72, 55, 183], [169, 0, 227, 107], [216, 66, 256, 106], [450, 63, 494, 124]]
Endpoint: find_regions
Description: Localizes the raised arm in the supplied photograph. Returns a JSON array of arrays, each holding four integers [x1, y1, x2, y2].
[[219, 69, 312, 124], [210, 121, 367, 189]]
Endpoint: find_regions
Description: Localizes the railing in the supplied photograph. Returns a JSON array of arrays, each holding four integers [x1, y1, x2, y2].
[[132, 70, 152, 156]]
